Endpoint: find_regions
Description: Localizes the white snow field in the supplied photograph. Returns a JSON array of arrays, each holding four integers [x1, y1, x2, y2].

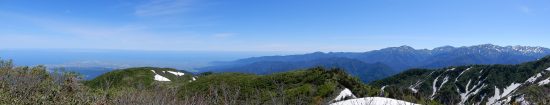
[[538, 78, 550, 86], [486, 83, 521, 105], [330, 97, 419, 105], [331, 88, 418, 105], [333, 88, 357, 102], [167, 71, 185, 76], [151, 70, 171, 81]]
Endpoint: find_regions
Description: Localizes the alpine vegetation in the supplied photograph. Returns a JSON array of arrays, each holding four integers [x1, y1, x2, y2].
[[372, 56, 550, 104]]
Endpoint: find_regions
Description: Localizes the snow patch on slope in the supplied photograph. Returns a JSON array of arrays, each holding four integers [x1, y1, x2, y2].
[[439, 76, 449, 90], [333, 88, 357, 102], [151, 70, 171, 82], [409, 81, 422, 93], [538, 78, 550, 86], [409, 87, 418, 94], [430, 76, 441, 99], [189, 77, 198, 82], [167, 71, 185, 76], [525, 73, 542, 83], [430, 76, 449, 99], [477, 69, 485, 79], [330, 97, 419, 105], [332, 87, 419, 105], [515, 95, 530, 105], [456, 67, 472, 81], [381, 85, 387, 92], [407, 71, 437, 94], [447, 68, 456, 71], [456, 79, 487, 105], [494, 94, 531, 105], [486, 83, 522, 105], [546, 67, 550, 71]]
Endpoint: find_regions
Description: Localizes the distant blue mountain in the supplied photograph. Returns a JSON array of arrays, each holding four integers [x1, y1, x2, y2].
[[201, 57, 395, 82], [200, 44, 550, 82]]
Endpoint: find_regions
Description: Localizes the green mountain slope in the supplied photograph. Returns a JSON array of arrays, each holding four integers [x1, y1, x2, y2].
[[203, 57, 395, 83], [86, 66, 411, 104], [371, 56, 550, 104], [1, 57, 426, 105], [85, 67, 195, 89], [179, 67, 383, 104]]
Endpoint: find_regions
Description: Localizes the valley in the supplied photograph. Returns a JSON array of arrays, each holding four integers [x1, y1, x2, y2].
[[201, 44, 550, 82]]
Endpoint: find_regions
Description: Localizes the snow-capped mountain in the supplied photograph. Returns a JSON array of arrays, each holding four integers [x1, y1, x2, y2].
[[436, 44, 549, 56], [201, 44, 550, 82]]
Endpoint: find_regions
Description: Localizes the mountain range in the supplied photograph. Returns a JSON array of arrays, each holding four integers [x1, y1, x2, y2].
[[81, 55, 550, 104], [7, 48, 550, 104], [200, 44, 550, 82]]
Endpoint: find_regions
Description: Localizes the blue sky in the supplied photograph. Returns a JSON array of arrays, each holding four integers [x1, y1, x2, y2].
[[1, 0, 549, 52]]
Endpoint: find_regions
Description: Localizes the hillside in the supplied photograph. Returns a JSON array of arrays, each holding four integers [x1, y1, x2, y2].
[[180, 67, 373, 104], [85, 67, 196, 89], [83, 66, 424, 104], [178, 67, 428, 104], [80, 65, 426, 104], [9, 55, 550, 104], [201, 44, 550, 82], [202, 57, 395, 82], [371, 56, 550, 104]]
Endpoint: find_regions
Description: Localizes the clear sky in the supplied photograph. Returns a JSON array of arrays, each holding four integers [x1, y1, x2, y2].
[[1, 0, 549, 52]]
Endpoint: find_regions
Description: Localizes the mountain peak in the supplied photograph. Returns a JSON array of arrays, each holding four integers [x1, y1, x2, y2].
[[508, 45, 547, 54], [433, 45, 455, 51], [381, 45, 416, 51], [472, 43, 500, 48], [311, 51, 325, 55], [398, 45, 414, 49]]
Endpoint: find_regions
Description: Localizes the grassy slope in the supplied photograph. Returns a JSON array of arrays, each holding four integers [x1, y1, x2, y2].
[[84, 67, 194, 89], [179, 67, 381, 104], [1, 57, 429, 105]]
